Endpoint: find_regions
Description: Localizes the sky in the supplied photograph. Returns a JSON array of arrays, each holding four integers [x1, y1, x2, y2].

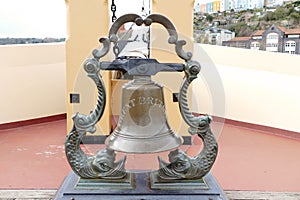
[[0, 0, 66, 38], [0, 0, 197, 38]]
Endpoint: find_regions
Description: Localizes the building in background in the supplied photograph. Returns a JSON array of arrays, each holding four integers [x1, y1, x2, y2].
[[220, 0, 225, 11], [206, 2, 214, 13], [249, 30, 264, 50], [195, 2, 201, 12], [222, 36, 251, 48], [265, 0, 293, 7], [197, 0, 267, 13], [265, 0, 283, 7], [248, 0, 264, 9], [237, 0, 249, 10], [227, 0, 237, 10], [213, 0, 221, 12], [195, 0, 294, 13], [195, 27, 235, 45], [200, 3, 207, 13], [222, 24, 300, 54]]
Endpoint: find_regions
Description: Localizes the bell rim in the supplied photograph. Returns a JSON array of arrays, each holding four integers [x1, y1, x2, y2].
[[105, 129, 183, 154], [108, 129, 183, 140]]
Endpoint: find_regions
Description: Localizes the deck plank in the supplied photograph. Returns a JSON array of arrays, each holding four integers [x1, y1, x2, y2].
[[0, 190, 56, 199], [0, 190, 300, 200], [225, 190, 300, 200]]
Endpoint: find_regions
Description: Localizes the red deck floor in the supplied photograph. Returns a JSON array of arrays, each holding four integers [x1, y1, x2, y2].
[[0, 119, 299, 192]]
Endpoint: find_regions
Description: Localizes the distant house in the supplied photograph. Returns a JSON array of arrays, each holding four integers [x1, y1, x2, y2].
[[222, 24, 300, 54], [206, 2, 214, 13], [222, 36, 251, 48], [200, 3, 207, 13], [213, 0, 221, 12], [200, 27, 235, 45], [265, 0, 286, 8], [194, 2, 201, 13], [198, 0, 270, 13], [236, 0, 248, 10]]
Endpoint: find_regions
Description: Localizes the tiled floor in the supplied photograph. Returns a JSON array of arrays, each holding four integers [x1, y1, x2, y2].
[[0, 119, 300, 192]]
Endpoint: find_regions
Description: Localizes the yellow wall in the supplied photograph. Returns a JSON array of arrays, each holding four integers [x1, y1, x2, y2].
[[65, 0, 111, 134], [151, 0, 194, 63], [65, 0, 195, 136], [0, 43, 66, 124], [152, 0, 195, 136]]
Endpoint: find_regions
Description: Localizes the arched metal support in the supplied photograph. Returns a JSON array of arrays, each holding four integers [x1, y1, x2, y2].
[[92, 13, 193, 62]]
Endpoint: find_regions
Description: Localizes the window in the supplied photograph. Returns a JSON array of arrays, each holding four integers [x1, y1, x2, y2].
[[267, 33, 279, 39], [253, 36, 262, 39], [251, 42, 260, 49], [212, 35, 216, 45], [266, 43, 278, 47], [239, 43, 247, 48], [285, 41, 296, 54], [285, 41, 296, 53], [266, 33, 279, 52], [287, 34, 299, 38]]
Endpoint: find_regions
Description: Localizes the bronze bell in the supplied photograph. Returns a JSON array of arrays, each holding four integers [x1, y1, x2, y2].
[[105, 71, 183, 154]]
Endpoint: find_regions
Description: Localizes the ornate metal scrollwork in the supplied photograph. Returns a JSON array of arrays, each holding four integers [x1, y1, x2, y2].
[[95, 13, 193, 61], [65, 13, 218, 181], [156, 41, 218, 181], [65, 56, 127, 179]]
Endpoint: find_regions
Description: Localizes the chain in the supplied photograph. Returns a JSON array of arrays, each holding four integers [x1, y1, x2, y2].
[[110, 0, 152, 58], [144, 0, 151, 58], [111, 0, 119, 57], [111, 0, 117, 22], [142, 0, 145, 15]]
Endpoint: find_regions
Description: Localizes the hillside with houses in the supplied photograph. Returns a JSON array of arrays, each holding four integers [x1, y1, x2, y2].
[[194, 0, 300, 54], [194, 0, 300, 41]]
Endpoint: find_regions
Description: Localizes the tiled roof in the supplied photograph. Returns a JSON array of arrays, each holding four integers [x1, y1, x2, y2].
[[229, 36, 251, 41], [285, 28, 300, 34], [250, 26, 300, 36], [277, 26, 287, 32], [251, 30, 264, 36], [277, 25, 300, 34]]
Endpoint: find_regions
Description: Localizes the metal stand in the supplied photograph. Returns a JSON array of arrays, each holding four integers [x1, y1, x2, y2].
[[60, 14, 228, 200], [54, 171, 227, 200]]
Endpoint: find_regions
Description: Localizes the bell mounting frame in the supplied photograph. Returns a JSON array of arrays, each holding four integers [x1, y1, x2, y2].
[[65, 13, 218, 181]]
